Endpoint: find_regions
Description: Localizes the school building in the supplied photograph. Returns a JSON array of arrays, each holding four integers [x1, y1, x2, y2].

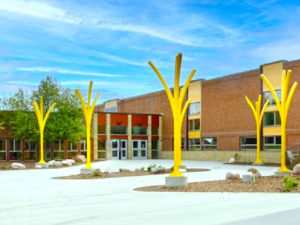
[[1, 58, 300, 163]]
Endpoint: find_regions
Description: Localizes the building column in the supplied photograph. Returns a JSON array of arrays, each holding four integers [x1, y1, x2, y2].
[[128, 114, 132, 160], [93, 113, 98, 160], [147, 115, 152, 159], [106, 114, 111, 160], [158, 115, 163, 158]]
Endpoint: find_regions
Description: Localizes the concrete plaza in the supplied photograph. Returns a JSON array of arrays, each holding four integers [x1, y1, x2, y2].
[[1, 160, 300, 225]]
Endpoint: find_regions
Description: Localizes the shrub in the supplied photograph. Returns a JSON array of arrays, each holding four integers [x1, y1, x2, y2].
[[234, 153, 240, 161], [147, 166, 152, 172], [283, 176, 298, 192], [93, 169, 102, 177]]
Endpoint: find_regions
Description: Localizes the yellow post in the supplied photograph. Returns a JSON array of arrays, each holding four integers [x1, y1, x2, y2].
[[75, 81, 100, 169], [32, 97, 56, 164], [149, 53, 196, 177], [245, 95, 269, 164], [261, 70, 298, 172]]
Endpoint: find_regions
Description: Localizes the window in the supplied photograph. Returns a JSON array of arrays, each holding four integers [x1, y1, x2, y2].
[[98, 125, 106, 134], [0, 139, 6, 161], [9, 139, 22, 160], [81, 140, 86, 152], [111, 126, 127, 134], [263, 90, 281, 105], [97, 139, 106, 159], [181, 138, 185, 150], [202, 138, 217, 150], [68, 141, 78, 152], [104, 106, 117, 112], [24, 140, 37, 160], [152, 126, 159, 136], [240, 137, 256, 151], [189, 119, 200, 131], [263, 111, 281, 126], [54, 140, 65, 160], [151, 140, 159, 159], [264, 136, 281, 151], [189, 138, 200, 150], [189, 102, 200, 115], [132, 126, 147, 135]]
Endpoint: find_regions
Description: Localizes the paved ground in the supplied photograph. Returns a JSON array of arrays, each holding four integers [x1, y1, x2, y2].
[[1, 160, 300, 225]]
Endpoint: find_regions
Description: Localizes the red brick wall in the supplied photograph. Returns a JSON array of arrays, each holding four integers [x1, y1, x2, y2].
[[202, 69, 260, 150]]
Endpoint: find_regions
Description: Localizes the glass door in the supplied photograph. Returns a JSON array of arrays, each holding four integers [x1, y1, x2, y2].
[[132, 140, 147, 159], [111, 140, 119, 160], [120, 140, 127, 160]]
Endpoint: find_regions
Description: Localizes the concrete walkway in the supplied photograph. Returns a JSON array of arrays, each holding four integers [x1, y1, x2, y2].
[[1, 160, 300, 225]]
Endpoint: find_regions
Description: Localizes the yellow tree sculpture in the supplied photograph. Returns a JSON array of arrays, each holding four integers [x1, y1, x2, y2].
[[33, 97, 56, 164], [149, 53, 196, 177], [245, 95, 269, 164], [75, 81, 100, 169], [261, 70, 298, 172]]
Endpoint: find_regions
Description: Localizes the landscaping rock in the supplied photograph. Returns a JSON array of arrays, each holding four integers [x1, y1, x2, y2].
[[228, 158, 235, 163], [225, 171, 240, 180], [75, 155, 86, 163], [242, 173, 253, 183], [35, 164, 42, 169], [151, 166, 166, 173], [293, 163, 300, 175], [119, 168, 130, 172], [248, 168, 261, 177], [35, 163, 49, 168], [48, 160, 63, 167], [62, 159, 75, 166], [11, 163, 26, 169]]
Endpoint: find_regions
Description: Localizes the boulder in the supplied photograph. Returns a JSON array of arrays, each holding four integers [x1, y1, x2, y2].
[[62, 159, 75, 166], [228, 158, 235, 163], [225, 171, 240, 180], [119, 168, 130, 172], [35, 164, 42, 169], [248, 168, 261, 177], [11, 163, 26, 169], [75, 155, 86, 163], [293, 163, 300, 175], [151, 166, 166, 173], [242, 173, 253, 183]]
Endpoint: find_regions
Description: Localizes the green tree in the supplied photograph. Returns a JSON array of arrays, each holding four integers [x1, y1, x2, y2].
[[1, 76, 85, 143]]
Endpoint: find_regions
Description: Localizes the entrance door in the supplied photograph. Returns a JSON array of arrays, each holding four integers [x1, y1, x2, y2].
[[120, 140, 127, 160], [132, 140, 147, 159], [111, 140, 127, 160], [111, 140, 119, 160]]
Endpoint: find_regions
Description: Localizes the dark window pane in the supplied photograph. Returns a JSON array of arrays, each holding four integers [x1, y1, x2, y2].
[[0, 139, 6, 151], [98, 140, 106, 150], [265, 137, 274, 144], [264, 112, 275, 126], [152, 140, 158, 150], [275, 136, 281, 144], [152, 126, 159, 135], [111, 126, 127, 134], [242, 137, 257, 145], [132, 126, 147, 135], [98, 125, 106, 134]]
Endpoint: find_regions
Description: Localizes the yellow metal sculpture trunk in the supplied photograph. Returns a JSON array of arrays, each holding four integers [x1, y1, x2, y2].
[[261, 70, 298, 172], [32, 97, 56, 164], [75, 81, 100, 169], [149, 53, 195, 177]]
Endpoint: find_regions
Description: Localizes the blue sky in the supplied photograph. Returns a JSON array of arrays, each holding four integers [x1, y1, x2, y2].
[[0, 0, 300, 103]]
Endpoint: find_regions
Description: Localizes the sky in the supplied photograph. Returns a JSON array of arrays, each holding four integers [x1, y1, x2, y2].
[[0, 0, 300, 104]]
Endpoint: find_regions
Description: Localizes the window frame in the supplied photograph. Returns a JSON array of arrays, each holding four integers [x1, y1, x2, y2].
[[240, 136, 257, 151], [189, 119, 200, 131], [263, 111, 281, 126], [202, 137, 217, 151], [188, 138, 200, 151], [189, 102, 201, 115]]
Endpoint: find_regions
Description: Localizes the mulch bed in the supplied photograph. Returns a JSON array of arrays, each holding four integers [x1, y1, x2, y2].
[[0, 161, 83, 170], [224, 162, 281, 167], [135, 176, 300, 193], [55, 168, 210, 180]]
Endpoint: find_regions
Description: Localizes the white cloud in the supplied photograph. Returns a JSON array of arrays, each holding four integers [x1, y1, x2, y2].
[[18, 67, 124, 77], [0, 0, 80, 24], [60, 80, 144, 89], [0, 0, 239, 47]]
